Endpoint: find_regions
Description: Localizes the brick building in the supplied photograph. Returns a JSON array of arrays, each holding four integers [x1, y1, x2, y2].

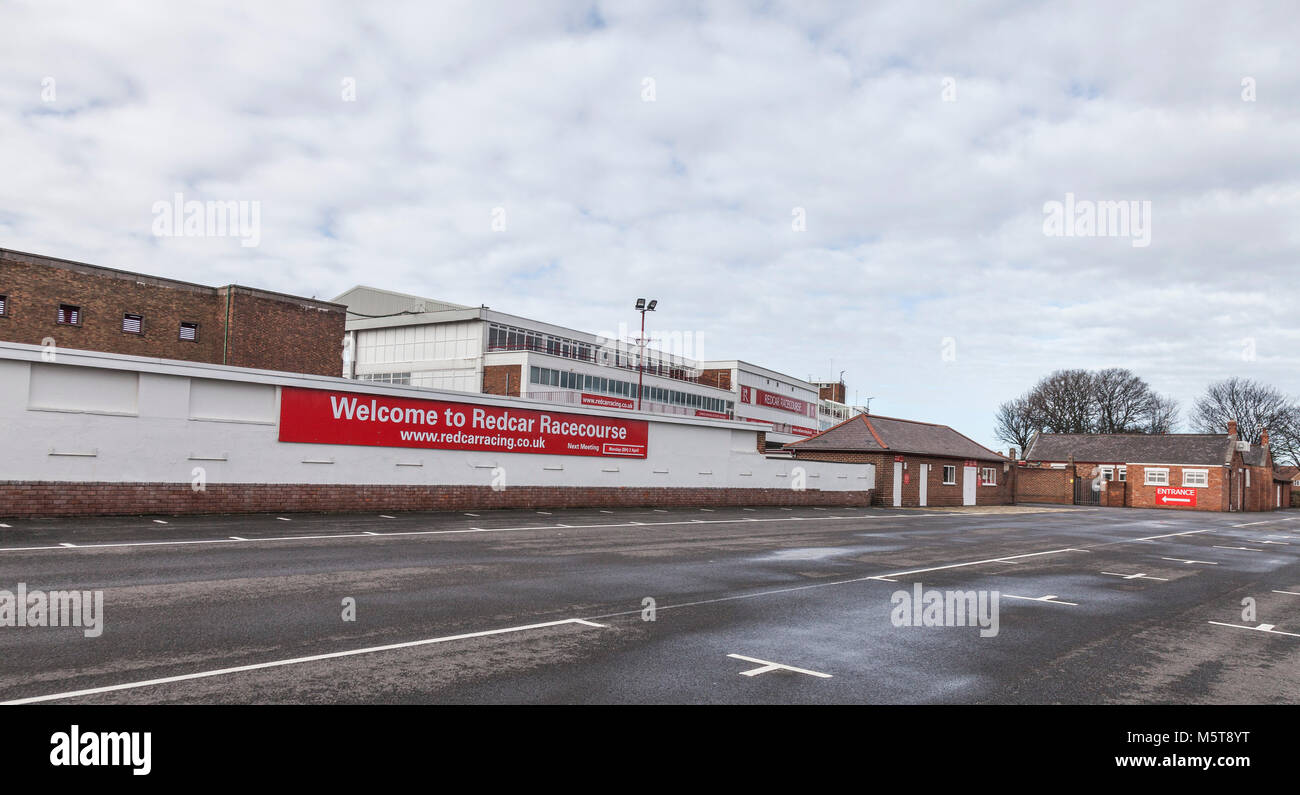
[[0, 248, 346, 375], [783, 413, 1014, 507], [1020, 422, 1287, 512]]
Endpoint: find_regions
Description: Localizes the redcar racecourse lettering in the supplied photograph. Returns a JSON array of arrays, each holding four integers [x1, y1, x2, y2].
[[278, 387, 648, 458]]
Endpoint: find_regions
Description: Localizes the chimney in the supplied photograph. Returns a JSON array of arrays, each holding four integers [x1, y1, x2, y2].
[[1009, 447, 1017, 460], [1228, 420, 1238, 439], [1262, 428, 1270, 446]]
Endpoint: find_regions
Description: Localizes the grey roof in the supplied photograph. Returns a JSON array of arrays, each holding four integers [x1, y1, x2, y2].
[[1024, 433, 1234, 466], [785, 414, 1007, 461], [1241, 444, 1272, 467]]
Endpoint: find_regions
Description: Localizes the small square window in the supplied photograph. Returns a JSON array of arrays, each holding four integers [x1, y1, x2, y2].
[[122, 313, 143, 334], [942, 465, 957, 485], [179, 321, 199, 341], [0, 294, 7, 316], [58, 304, 81, 325]]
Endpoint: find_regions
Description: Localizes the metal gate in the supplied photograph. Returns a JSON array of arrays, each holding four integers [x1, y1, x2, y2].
[[1073, 474, 1101, 506]]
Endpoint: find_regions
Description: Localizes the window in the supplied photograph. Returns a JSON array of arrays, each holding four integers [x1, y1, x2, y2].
[[981, 467, 997, 486], [179, 322, 199, 341], [530, 366, 540, 384], [57, 304, 81, 325], [1182, 469, 1209, 487], [1144, 468, 1169, 486], [122, 313, 143, 334], [942, 465, 956, 485], [1099, 466, 1114, 481], [0, 294, 7, 316], [1118, 466, 1127, 482]]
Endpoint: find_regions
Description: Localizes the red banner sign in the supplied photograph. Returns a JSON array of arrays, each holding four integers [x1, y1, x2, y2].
[[791, 425, 817, 437], [581, 393, 635, 410], [695, 409, 729, 419], [754, 388, 814, 417], [1155, 486, 1197, 507], [740, 386, 752, 404], [279, 387, 648, 458]]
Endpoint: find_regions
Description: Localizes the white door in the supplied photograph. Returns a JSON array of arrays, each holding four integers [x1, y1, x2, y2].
[[892, 462, 903, 507], [1277, 485, 1281, 508], [918, 464, 929, 507], [962, 466, 977, 506]]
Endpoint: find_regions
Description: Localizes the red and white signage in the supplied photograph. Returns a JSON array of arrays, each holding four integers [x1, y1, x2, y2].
[[790, 425, 818, 437], [754, 388, 815, 418], [694, 409, 729, 419], [581, 393, 635, 410], [739, 386, 752, 404], [279, 387, 648, 458], [1155, 486, 1197, 507]]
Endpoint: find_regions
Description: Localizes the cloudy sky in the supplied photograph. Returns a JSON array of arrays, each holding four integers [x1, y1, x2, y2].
[[3, 1, 1298, 449]]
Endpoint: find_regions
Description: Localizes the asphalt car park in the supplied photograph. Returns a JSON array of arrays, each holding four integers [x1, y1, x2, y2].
[[0, 504, 1296, 704]]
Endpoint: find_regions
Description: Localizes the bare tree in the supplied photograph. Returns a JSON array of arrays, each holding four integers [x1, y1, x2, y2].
[[1190, 377, 1300, 463], [994, 396, 1038, 455], [1029, 369, 1098, 433], [998, 368, 1179, 442]]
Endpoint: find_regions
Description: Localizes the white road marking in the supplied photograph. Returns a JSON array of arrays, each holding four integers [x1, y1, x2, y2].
[[276, 517, 291, 522], [1003, 594, 1078, 606], [1101, 571, 1168, 581], [727, 654, 831, 679], [363, 532, 379, 536], [537, 511, 552, 516], [0, 617, 609, 705], [1231, 521, 1272, 527], [599, 510, 613, 514], [229, 536, 247, 541], [1208, 621, 1300, 638], [1256, 540, 1289, 545], [699, 508, 714, 512], [1213, 545, 1263, 552], [1161, 557, 1218, 565], [869, 548, 1084, 580], [464, 513, 480, 517], [653, 509, 668, 513], [1272, 590, 1300, 596], [379, 515, 395, 519], [152, 520, 168, 525], [59, 543, 75, 548], [0, 524, 10, 528], [1136, 529, 1211, 541]]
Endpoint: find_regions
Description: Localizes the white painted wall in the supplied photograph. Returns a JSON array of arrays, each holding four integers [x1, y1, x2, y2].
[[0, 343, 872, 492]]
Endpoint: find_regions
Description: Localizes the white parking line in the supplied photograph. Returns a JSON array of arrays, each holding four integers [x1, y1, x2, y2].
[[1101, 571, 1168, 581], [1212, 545, 1263, 552], [1136, 529, 1211, 541], [1273, 590, 1300, 596], [869, 548, 1084, 580], [1161, 557, 1218, 565], [1231, 521, 1272, 527], [727, 654, 831, 678], [1208, 621, 1300, 638], [0, 617, 608, 705], [1003, 594, 1078, 606], [229, 536, 247, 541]]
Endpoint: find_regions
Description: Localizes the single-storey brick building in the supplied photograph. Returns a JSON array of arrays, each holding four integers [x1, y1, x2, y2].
[[783, 413, 1014, 507], [1021, 421, 1287, 512]]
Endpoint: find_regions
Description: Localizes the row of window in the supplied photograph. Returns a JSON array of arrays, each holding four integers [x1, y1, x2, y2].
[[1144, 468, 1208, 487], [358, 372, 412, 385], [934, 465, 997, 486], [528, 365, 733, 414], [490, 323, 700, 383], [0, 297, 201, 341]]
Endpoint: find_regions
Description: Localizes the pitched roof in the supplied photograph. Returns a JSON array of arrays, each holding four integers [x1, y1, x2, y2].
[[1273, 465, 1298, 481], [1023, 433, 1234, 466], [784, 414, 1007, 461]]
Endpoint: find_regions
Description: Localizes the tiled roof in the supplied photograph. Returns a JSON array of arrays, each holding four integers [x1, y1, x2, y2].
[[1024, 433, 1233, 466], [784, 414, 1007, 461]]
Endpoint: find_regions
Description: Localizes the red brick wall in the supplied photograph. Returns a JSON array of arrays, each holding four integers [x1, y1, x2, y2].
[[0, 250, 344, 376], [818, 383, 846, 403], [483, 364, 522, 397], [225, 288, 345, 376], [1126, 464, 1228, 512], [0, 481, 874, 518], [1, 252, 226, 364], [698, 368, 732, 390], [788, 450, 1013, 507], [1016, 467, 1072, 504]]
